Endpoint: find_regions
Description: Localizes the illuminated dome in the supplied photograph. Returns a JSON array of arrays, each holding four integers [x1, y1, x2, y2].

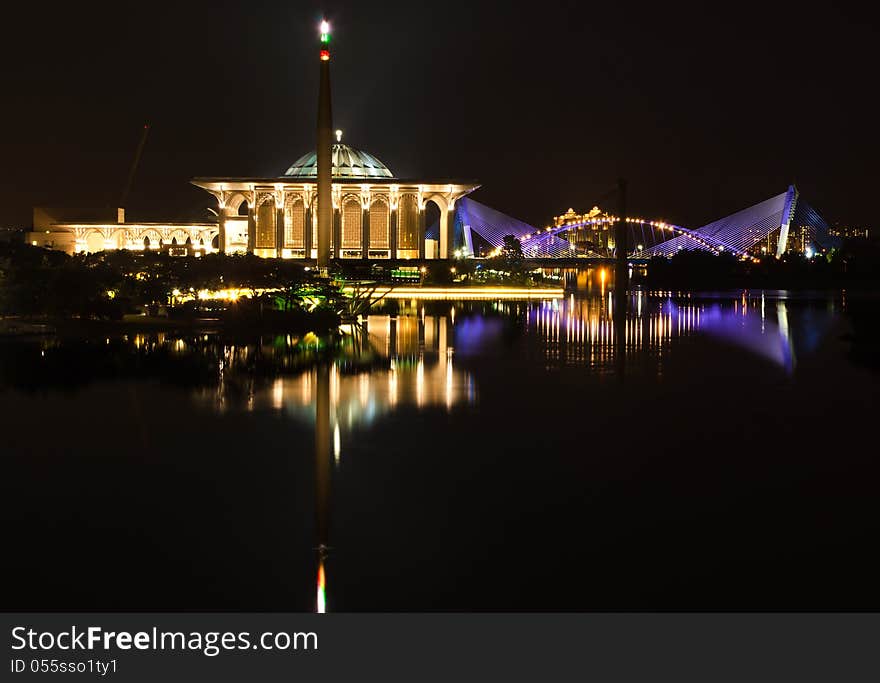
[[283, 135, 394, 178]]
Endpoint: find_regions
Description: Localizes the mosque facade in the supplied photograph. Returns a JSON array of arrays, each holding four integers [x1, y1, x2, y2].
[[192, 134, 479, 261]]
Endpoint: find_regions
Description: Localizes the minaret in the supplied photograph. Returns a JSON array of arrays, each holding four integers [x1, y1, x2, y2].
[[316, 19, 333, 270]]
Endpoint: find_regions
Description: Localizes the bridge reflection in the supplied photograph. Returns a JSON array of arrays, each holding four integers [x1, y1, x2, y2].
[[522, 290, 829, 375]]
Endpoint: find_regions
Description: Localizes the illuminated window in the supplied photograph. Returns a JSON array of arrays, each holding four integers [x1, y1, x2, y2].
[[285, 196, 305, 248], [398, 194, 419, 250], [256, 199, 276, 249], [369, 196, 389, 249], [342, 195, 362, 249]]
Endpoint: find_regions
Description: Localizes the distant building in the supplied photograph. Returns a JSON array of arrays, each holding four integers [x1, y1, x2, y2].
[[26, 207, 215, 256], [828, 225, 870, 240], [548, 206, 615, 255]]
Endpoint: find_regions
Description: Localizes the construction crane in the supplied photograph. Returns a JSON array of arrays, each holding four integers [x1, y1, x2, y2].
[[119, 123, 150, 209]]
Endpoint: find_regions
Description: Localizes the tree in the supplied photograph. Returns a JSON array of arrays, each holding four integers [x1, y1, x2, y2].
[[500, 235, 524, 272]]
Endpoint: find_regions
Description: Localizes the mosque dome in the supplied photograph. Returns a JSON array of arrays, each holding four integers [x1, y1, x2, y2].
[[283, 133, 394, 179]]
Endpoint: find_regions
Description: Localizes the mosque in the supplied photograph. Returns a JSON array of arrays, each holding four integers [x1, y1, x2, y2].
[[191, 131, 479, 261], [27, 21, 480, 263], [27, 133, 479, 261]]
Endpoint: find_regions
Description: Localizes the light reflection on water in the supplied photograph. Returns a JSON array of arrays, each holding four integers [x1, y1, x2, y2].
[[76, 290, 842, 417], [0, 287, 852, 611], [9, 292, 840, 454], [521, 290, 838, 374], [177, 291, 839, 611], [190, 313, 477, 423]]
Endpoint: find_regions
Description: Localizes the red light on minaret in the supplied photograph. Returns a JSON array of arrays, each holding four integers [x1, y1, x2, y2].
[[320, 49, 330, 61]]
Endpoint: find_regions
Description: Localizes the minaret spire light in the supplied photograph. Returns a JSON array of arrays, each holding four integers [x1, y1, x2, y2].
[[320, 20, 330, 61]]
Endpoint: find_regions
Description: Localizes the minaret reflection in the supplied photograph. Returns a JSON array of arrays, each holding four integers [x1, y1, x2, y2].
[[314, 364, 331, 613], [210, 313, 469, 613], [185, 312, 475, 609], [307, 315, 475, 612]]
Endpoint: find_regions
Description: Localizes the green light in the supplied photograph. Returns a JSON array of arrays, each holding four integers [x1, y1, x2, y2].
[[320, 33, 329, 44]]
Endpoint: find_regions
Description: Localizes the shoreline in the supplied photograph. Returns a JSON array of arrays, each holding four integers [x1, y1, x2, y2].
[[1, 286, 873, 341]]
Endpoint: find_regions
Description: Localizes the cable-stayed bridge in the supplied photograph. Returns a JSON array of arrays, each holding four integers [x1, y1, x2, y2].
[[450, 185, 837, 260]]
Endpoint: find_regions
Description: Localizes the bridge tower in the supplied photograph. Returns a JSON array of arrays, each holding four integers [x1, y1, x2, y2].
[[615, 178, 628, 288]]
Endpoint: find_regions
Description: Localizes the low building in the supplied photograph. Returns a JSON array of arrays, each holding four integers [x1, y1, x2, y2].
[[26, 207, 216, 256]]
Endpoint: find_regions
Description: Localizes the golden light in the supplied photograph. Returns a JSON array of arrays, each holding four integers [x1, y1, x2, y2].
[[316, 562, 327, 613], [341, 286, 564, 301]]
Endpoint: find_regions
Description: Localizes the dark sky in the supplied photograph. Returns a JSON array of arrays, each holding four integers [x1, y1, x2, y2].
[[1, 1, 877, 230]]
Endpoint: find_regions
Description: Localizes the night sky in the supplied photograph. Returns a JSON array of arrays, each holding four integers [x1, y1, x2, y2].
[[1, 1, 877, 231]]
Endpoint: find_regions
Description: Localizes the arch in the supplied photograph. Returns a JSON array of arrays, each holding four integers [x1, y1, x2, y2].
[[424, 199, 441, 257], [341, 194, 362, 251], [199, 229, 218, 247], [224, 193, 250, 217], [518, 215, 727, 259], [369, 195, 390, 251], [423, 194, 450, 259], [398, 193, 419, 254], [138, 228, 163, 250], [211, 234, 219, 249], [85, 230, 105, 253], [422, 193, 448, 213], [168, 229, 190, 245], [112, 229, 128, 249], [424, 199, 441, 227], [285, 194, 305, 248]]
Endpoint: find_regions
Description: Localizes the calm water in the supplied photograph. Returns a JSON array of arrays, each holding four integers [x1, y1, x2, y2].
[[2, 288, 879, 610]]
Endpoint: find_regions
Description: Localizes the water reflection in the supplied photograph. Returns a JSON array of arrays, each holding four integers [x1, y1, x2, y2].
[[1, 293, 839, 394], [523, 291, 839, 374], [698, 298, 795, 373], [0, 287, 854, 611], [315, 364, 331, 613], [191, 313, 476, 421], [184, 315, 476, 614]]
